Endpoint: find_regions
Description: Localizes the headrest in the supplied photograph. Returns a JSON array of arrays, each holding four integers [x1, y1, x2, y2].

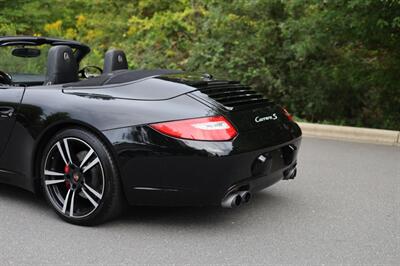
[[45, 45, 78, 85], [103, 49, 128, 74]]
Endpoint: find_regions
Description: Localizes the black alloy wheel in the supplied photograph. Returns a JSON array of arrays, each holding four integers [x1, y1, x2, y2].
[[41, 128, 124, 225]]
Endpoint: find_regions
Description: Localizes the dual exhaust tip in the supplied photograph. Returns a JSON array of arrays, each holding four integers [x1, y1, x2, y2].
[[221, 191, 251, 208]]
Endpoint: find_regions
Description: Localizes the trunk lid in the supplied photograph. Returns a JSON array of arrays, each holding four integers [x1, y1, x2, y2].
[[183, 79, 291, 133]]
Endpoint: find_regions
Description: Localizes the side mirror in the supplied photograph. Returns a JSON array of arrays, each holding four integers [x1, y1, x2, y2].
[[79, 66, 103, 79]]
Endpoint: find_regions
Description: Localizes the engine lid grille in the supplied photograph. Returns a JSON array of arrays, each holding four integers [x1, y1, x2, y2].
[[192, 80, 271, 110]]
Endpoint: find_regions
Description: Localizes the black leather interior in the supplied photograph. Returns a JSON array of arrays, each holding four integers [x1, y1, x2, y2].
[[103, 49, 128, 74], [45, 45, 78, 85]]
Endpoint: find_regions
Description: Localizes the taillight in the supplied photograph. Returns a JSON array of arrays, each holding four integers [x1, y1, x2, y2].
[[150, 116, 237, 141], [282, 107, 293, 121]]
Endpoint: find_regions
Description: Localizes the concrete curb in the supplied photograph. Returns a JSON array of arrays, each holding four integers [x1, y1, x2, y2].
[[298, 122, 400, 146]]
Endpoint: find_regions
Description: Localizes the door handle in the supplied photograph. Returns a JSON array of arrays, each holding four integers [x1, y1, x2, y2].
[[0, 106, 14, 118]]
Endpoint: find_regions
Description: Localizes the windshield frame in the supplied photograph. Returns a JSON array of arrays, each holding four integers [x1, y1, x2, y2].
[[0, 36, 90, 63]]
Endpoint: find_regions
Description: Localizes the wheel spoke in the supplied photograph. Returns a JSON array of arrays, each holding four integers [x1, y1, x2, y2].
[[63, 138, 73, 164], [79, 148, 94, 168], [81, 188, 99, 208], [62, 189, 72, 213], [45, 179, 65, 185], [82, 157, 100, 173], [84, 183, 102, 199], [69, 190, 76, 217], [45, 170, 65, 176], [56, 141, 68, 165]]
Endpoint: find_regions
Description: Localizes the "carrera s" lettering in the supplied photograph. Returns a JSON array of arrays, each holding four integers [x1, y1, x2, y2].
[[254, 113, 278, 123]]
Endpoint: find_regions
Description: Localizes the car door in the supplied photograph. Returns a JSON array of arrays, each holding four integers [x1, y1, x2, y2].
[[0, 85, 25, 157]]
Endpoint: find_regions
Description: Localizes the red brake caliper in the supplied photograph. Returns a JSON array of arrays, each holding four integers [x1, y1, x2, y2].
[[64, 165, 70, 189]]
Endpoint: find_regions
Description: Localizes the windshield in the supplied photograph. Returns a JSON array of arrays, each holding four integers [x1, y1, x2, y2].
[[0, 45, 50, 75]]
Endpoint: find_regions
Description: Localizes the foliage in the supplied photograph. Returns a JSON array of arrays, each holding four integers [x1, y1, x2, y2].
[[0, 0, 399, 129]]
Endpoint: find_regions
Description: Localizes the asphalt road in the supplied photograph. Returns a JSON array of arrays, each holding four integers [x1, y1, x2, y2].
[[0, 138, 398, 265]]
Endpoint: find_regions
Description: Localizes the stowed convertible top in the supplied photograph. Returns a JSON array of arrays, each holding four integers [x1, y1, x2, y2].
[[63, 69, 183, 87]]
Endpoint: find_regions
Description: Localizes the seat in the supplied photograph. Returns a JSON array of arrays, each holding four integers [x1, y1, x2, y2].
[[103, 49, 128, 74], [45, 45, 78, 85]]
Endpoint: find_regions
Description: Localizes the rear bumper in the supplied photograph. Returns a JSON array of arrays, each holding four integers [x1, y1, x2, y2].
[[103, 122, 301, 206]]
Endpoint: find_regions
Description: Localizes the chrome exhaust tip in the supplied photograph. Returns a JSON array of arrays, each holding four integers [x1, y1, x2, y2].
[[221, 193, 242, 208], [238, 191, 251, 203]]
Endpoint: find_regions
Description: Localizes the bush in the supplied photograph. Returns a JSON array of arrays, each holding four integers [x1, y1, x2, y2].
[[1, 0, 399, 129]]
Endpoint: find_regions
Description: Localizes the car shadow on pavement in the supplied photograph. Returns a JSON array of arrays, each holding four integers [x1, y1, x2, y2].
[[0, 184, 48, 209], [112, 190, 291, 228], [0, 183, 291, 228]]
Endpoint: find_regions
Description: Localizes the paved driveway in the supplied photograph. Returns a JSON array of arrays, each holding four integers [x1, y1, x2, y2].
[[0, 138, 398, 265]]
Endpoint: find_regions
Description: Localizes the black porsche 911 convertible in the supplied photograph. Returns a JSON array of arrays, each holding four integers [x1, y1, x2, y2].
[[0, 36, 301, 225]]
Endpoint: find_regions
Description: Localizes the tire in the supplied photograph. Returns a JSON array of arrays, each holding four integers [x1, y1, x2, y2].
[[40, 128, 125, 225]]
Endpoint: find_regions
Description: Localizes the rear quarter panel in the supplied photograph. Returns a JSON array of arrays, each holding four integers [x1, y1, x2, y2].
[[2, 84, 214, 191]]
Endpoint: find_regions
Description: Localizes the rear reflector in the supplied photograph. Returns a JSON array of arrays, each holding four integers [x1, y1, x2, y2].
[[150, 116, 237, 141], [282, 107, 293, 121]]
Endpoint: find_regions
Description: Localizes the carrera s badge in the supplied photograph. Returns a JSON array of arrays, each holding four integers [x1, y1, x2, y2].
[[254, 113, 278, 123]]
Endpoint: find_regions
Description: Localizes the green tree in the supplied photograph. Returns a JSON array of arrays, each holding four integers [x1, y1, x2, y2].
[[0, 0, 399, 129]]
